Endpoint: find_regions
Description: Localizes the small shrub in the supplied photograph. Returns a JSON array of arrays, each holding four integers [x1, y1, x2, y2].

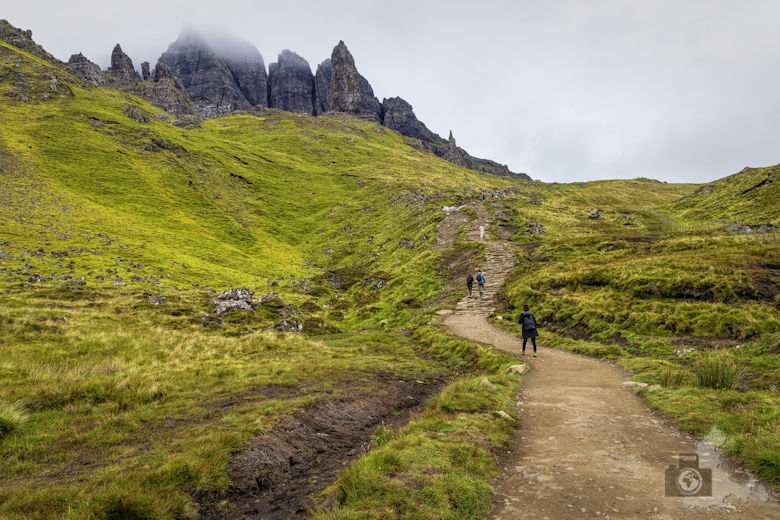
[[694, 353, 742, 390]]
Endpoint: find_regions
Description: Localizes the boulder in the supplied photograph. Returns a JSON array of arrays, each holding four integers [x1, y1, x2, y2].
[[505, 364, 528, 375], [211, 287, 256, 316], [589, 208, 604, 220], [526, 221, 548, 236], [270, 318, 303, 333], [268, 50, 315, 114], [66, 53, 105, 86]]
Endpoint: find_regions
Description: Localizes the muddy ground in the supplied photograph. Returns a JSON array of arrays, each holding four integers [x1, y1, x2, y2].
[[198, 374, 443, 519]]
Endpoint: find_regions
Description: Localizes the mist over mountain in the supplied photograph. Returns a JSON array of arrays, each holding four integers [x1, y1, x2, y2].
[[46, 22, 530, 179]]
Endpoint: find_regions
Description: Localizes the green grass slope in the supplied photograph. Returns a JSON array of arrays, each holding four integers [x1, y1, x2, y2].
[[663, 164, 779, 227]]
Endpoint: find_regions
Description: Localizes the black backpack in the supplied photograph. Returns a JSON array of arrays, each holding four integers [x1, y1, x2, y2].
[[522, 313, 536, 330]]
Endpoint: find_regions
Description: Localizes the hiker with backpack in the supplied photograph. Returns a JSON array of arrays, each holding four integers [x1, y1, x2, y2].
[[475, 269, 486, 297], [519, 303, 538, 357], [466, 272, 474, 297]]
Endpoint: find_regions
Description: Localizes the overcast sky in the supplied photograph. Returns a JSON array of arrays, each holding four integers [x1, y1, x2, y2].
[[4, 1, 779, 183]]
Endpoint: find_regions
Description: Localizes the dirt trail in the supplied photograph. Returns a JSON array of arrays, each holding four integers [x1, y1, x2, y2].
[[444, 206, 779, 520]]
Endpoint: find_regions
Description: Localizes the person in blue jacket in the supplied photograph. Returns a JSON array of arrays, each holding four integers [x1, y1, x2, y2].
[[475, 269, 486, 297], [519, 303, 538, 357]]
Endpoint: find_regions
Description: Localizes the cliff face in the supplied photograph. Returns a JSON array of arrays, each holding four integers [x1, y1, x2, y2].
[[381, 97, 442, 144], [314, 59, 332, 115], [159, 32, 262, 117], [268, 50, 315, 114], [329, 41, 381, 121]]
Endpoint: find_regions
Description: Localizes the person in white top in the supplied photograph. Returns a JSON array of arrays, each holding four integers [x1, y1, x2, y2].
[[479, 225, 485, 239]]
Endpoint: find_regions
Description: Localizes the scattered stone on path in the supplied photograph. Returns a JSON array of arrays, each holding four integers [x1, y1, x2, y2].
[[505, 364, 528, 375], [621, 381, 649, 388], [435, 309, 454, 316]]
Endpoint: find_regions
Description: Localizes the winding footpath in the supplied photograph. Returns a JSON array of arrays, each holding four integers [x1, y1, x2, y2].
[[443, 208, 779, 520]]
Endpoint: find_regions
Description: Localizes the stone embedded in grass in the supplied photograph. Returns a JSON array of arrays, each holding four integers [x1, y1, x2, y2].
[[526, 221, 548, 236], [589, 208, 604, 220], [480, 376, 496, 389]]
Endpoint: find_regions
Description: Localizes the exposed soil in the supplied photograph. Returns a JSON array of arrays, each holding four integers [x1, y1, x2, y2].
[[198, 374, 443, 519], [443, 206, 780, 520]]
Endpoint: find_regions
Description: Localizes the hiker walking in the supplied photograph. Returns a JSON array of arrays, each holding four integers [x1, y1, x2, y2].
[[466, 272, 474, 297], [475, 269, 486, 297], [479, 225, 485, 239], [519, 303, 538, 357]]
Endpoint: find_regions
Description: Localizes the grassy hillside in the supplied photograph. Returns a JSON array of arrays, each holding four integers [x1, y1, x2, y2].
[[0, 37, 533, 519], [663, 164, 779, 227], [497, 176, 780, 486]]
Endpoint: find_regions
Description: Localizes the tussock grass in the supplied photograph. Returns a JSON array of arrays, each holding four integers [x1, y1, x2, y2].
[[694, 352, 742, 390], [0, 402, 27, 438]]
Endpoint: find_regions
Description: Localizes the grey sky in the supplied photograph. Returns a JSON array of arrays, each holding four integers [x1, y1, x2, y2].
[[4, 1, 779, 183]]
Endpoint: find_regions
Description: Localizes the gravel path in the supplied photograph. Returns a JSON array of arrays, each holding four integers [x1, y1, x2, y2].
[[443, 207, 779, 520]]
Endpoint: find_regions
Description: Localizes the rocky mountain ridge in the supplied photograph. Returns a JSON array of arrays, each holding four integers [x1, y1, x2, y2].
[[0, 19, 529, 179]]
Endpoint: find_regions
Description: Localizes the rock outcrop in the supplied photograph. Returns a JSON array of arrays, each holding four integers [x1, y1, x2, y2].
[[314, 59, 332, 114], [65, 53, 105, 86], [141, 61, 150, 81], [159, 32, 258, 117], [105, 44, 141, 86], [268, 50, 314, 114], [382, 97, 443, 144], [134, 61, 197, 118], [329, 41, 381, 120], [0, 19, 58, 62]]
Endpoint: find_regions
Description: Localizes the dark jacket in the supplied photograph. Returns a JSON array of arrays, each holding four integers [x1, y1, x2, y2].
[[467, 274, 474, 285], [519, 311, 538, 338]]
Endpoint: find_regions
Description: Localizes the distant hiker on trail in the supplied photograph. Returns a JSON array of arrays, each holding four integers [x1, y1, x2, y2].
[[519, 303, 538, 357], [466, 273, 474, 297], [479, 225, 485, 239], [475, 269, 486, 297]]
